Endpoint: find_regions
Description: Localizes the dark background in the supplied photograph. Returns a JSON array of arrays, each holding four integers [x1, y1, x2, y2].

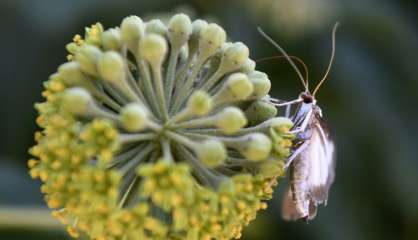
[[1, 0, 418, 239]]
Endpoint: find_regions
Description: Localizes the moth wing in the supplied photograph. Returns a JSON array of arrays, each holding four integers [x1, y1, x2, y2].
[[307, 120, 336, 206], [281, 185, 301, 221]]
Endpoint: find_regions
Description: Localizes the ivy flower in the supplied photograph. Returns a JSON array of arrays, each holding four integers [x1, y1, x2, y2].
[[29, 13, 294, 240]]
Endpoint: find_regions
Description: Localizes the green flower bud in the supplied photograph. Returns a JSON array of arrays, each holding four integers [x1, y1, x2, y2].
[[75, 44, 102, 76], [187, 90, 212, 116], [270, 117, 293, 133], [199, 23, 226, 59], [84, 23, 103, 46], [66, 42, 78, 54], [214, 73, 253, 104], [239, 133, 272, 161], [219, 42, 249, 73], [168, 13, 192, 49], [215, 107, 247, 134], [102, 28, 122, 51], [62, 87, 92, 115], [196, 139, 226, 168], [240, 59, 256, 73], [139, 34, 167, 66], [120, 103, 148, 132], [58, 62, 87, 86], [249, 71, 271, 98], [97, 51, 125, 84], [120, 16, 145, 52], [258, 159, 284, 178], [245, 100, 277, 126], [188, 20, 208, 55], [145, 19, 167, 36]]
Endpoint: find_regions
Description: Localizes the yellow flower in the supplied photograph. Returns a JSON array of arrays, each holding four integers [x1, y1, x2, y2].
[[29, 13, 293, 240]]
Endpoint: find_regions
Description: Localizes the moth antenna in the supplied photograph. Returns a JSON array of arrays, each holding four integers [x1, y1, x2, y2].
[[312, 22, 340, 97], [256, 55, 309, 87], [257, 27, 308, 92]]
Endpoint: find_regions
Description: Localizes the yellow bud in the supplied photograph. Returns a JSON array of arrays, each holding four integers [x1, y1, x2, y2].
[[215, 73, 253, 103], [168, 13, 192, 49], [120, 103, 148, 131], [139, 34, 167, 65], [146, 19, 167, 35], [97, 51, 125, 84], [62, 87, 93, 115], [75, 44, 102, 76], [248, 71, 271, 98], [27, 159, 39, 168], [120, 16, 145, 52], [187, 90, 212, 116], [199, 23, 226, 59], [220, 42, 249, 73], [189, 19, 208, 54], [215, 107, 247, 134], [58, 62, 87, 86], [239, 133, 272, 161], [67, 226, 80, 238], [102, 28, 122, 51], [196, 139, 226, 168]]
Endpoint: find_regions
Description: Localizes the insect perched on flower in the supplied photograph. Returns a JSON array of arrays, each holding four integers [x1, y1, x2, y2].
[[28, 14, 295, 239], [258, 23, 339, 221]]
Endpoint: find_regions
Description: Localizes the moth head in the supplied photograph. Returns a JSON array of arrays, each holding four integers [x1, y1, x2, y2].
[[300, 92, 316, 105]]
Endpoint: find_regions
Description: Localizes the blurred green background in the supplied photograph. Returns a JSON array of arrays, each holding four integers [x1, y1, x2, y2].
[[1, 0, 418, 239]]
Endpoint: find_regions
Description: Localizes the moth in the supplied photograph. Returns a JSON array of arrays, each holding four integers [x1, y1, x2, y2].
[[258, 23, 339, 221]]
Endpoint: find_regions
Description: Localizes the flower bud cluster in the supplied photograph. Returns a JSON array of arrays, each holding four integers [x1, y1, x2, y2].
[[29, 14, 294, 240]]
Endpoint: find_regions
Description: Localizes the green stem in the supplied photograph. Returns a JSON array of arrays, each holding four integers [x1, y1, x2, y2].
[[151, 63, 169, 122], [165, 48, 180, 104], [0, 207, 63, 231]]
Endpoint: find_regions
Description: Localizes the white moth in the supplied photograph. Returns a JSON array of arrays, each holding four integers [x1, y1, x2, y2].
[[258, 23, 339, 221]]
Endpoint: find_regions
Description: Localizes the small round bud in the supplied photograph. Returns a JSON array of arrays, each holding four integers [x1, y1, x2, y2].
[[58, 62, 87, 86], [145, 19, 167, 35], [258, 159, 284, 178], [120, 103, 148, 132], [249, 71, 271, 98], [196, 139, 226, 168], [240, 133, 272, 161], [139, 34, 167, 65], [215, 107, 247, 134], [240, 59, 256, 73], [187, 91, 213, 116], [245, 100, 277, 126], [75, 45, 102, 76], [223, 73, 254, 101], [120, 16, 145, 52], [97, 51, 125, 84], [168, 13, 192, 49], [102, 28, 122, 51], [66, 42, 78, 54], [62, 87, 92, 115], [199, 23, 226, 59], [219, 42, 249, 73], [270, 117, 293, 133], [189, 20, 208, 54]]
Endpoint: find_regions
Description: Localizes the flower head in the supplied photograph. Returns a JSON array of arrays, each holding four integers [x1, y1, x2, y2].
[[29, 14, 293, 239]]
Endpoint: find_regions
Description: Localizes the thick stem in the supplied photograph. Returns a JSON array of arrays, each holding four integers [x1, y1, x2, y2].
[[151, 63, 169, 122]]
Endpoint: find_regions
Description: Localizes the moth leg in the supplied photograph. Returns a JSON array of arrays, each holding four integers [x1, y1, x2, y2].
[[290, 109, 313, 134], [284, 140, 309, 169], [285, 104, 292, 118], [271, 98, 302, 107]]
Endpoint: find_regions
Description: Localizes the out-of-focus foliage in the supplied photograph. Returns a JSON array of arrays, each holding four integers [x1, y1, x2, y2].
[[1, 0, 418, 240]]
